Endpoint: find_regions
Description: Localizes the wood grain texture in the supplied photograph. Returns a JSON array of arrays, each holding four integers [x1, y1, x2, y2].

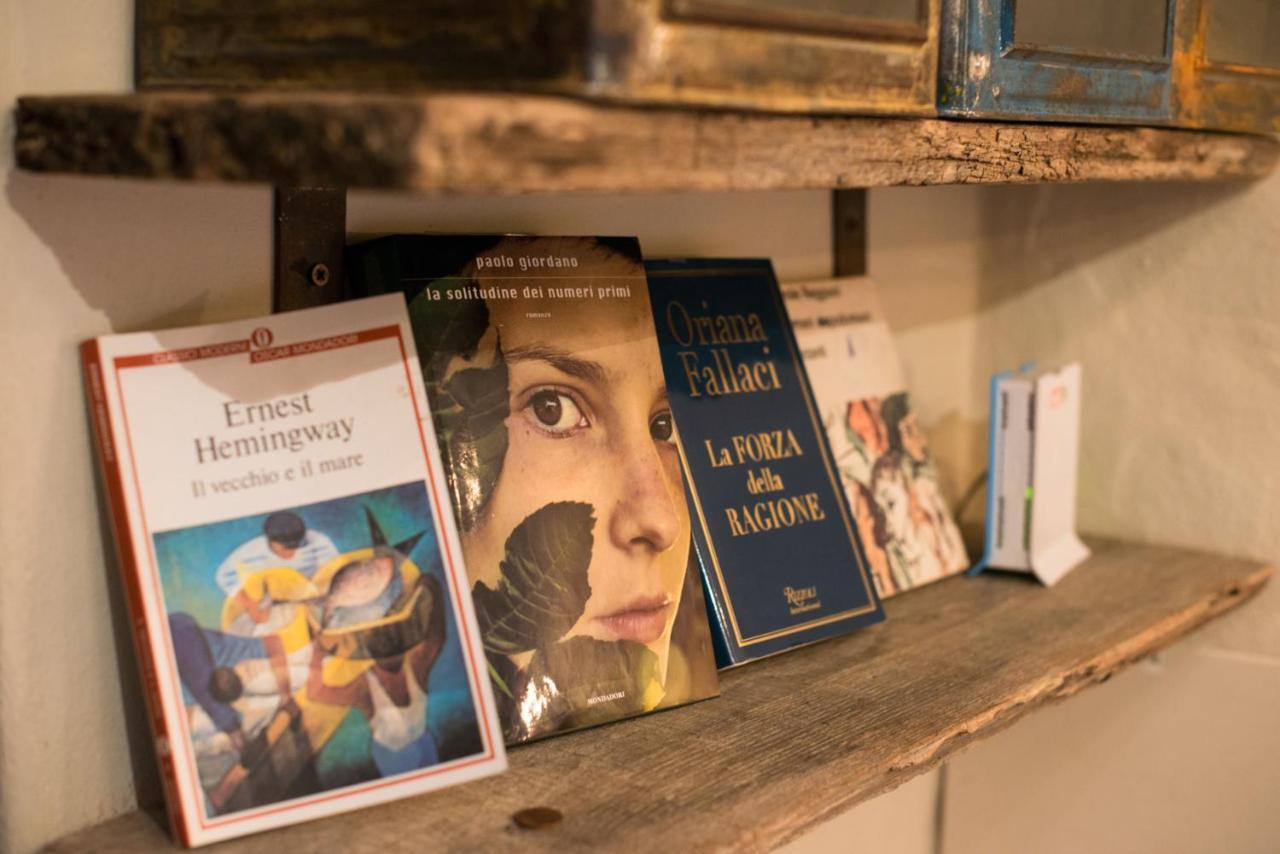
[[14, 92, 1279, 193], [43, 539, 1271, 854], [133, 0, 939, 116], [134, 0, 590, 91], [582, 0, 938, 115]]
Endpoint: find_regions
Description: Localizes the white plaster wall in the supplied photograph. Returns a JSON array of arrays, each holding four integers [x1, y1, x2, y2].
[[1, 5, 273, 851], [868, 175, 1280, 854], [780, 769, 940, 854]]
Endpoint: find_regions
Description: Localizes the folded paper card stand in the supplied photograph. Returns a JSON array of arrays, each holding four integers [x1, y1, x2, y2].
[[971, 362, 1089, 586]]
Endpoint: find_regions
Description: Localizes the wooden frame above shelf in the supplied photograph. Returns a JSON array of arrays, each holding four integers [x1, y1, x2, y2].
[[14, 91, 1279, 193], [46, 539, 1270, 853]]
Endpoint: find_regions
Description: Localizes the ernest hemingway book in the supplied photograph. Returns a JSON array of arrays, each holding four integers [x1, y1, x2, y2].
[[80, 295, 505, 847], [782, 277, 968, 598], [646, 259, 884, 667], [346, 235, 720, 744]]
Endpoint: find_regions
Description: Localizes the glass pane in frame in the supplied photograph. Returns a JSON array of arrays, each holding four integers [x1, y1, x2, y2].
[[1012, 0, 1168, 58], [1206, 0, 1280, 69]]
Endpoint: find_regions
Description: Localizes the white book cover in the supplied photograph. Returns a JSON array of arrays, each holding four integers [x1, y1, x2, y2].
[[1029, 363, 1090, 585], [783, 277, 968, 598], [81, 294, 505, 847]]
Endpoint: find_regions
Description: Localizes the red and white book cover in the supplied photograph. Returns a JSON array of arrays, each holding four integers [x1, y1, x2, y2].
[[80, 294, 506, 846]]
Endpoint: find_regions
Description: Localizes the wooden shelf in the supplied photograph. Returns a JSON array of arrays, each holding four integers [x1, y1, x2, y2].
[[46, 538, 1270, 853], [14, 92, 1279, 193]]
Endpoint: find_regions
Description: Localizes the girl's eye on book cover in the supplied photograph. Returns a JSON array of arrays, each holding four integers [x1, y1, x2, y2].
[[349, 234, 721, 743]]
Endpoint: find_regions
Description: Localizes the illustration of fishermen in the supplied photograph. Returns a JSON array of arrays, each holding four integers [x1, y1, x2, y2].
[[167, 612, 300, 809], [305, 573, 447, 778], [214, 510, 339, 596]]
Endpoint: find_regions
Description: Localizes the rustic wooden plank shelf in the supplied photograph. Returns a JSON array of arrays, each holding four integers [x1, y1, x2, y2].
[[46, 538, 1270, 853], [14, 92, 1279, 193]]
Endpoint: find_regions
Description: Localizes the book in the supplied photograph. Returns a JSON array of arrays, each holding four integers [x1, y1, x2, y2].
[[782, 276, 969, 598], [646, 259, 884, 667], [346, 235, 720, 743], [972, 362, 1089, 586], [80, 295, 506, 847]]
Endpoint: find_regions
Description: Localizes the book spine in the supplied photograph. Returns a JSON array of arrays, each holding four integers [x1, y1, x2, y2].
[[695, 543, 738, 669], [1023, 386, 1037, 555], [971, 370, 1005, 574], [80, 340, 190, 848]]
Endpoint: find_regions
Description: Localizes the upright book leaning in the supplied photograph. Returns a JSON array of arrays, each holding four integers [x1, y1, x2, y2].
[[647, 259, 884, 666], [347, 235, 720, 744], [783, 276, 968, 598], [81, 295, 506, 847]]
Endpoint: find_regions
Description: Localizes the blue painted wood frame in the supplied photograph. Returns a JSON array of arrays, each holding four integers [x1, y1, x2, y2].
[[939, 0, 1176, 124]]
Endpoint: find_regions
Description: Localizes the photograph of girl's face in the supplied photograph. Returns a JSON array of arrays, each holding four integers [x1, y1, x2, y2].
[[457, 244, 692, 684]]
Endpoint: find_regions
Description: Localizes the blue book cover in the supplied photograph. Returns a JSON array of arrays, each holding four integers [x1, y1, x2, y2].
[[646, 259, 884, 666]]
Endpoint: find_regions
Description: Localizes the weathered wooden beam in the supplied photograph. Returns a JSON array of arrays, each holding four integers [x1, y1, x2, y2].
[[42, 539, 1271, 853], [132, 0, 940, 117], [14, 92, 1279, 193]]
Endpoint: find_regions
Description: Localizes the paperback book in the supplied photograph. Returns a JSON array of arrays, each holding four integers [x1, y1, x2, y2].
[[782, 277, 968, 598], [80, 295, 506, 846], [646, 259, 884, 667], [347, 235, 720, 743]]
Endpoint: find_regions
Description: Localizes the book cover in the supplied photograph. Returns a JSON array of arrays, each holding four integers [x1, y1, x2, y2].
[[646, 259, 884, 667], [783, 277, 968, 598], [1027, 363, 1089, 585], [347, 235, 720, 744], [80, 295, 506, 847]]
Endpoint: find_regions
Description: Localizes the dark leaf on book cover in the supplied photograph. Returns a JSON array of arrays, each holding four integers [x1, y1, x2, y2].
[[433, 337, 510, 530], [516, 637, 660, 740], [472, 501, 595, 658], [407, 289, 490, 385], [345, 236, 722, 747]]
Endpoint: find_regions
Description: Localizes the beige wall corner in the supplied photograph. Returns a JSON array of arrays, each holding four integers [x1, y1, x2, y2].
[[943, 644, 1280, 854], [780, 770, 941, 854], [870, 169, 1280, 854]]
